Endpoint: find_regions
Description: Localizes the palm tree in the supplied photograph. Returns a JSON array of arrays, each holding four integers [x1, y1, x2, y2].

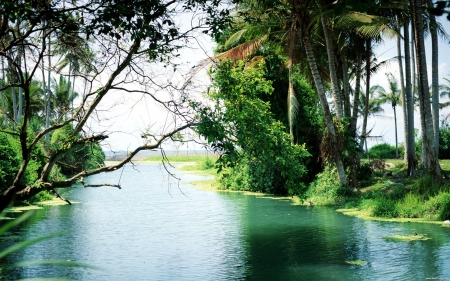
[[374, 73, 402, 158], [357, 86, 384, 153], [411, 0, 440, 177], [439, 76, 450, 108]]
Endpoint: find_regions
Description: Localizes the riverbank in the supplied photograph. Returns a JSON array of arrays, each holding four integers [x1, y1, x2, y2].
[[172, 156, 450, 224]]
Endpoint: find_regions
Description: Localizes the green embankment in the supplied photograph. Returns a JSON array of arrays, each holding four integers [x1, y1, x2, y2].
[[334, 159, 450, 223], [178, 156, 450, 223]]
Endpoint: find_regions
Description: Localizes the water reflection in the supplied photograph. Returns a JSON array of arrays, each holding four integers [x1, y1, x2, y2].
[[1, 164, 450, 280]]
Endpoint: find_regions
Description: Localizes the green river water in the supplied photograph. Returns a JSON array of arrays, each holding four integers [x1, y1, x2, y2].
[[1, 163, 450, 280]]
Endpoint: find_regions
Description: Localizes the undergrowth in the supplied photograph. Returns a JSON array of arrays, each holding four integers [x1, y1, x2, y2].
[[306, 161, 450, 221]]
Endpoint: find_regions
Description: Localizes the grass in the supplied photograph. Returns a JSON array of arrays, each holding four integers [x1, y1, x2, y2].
[[144, 154, 219, 163], [383, 234, 431, 242]]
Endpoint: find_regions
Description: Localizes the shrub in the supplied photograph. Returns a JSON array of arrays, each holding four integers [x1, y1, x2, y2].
[[371, 197, 397, 218], [0, 133, 20, 193], [357, 162, 373, 181], [395, 193, 424, 218], [439, 120, 450, 159], [201, 157, 215, 170], [306, 166, 351, 205], [368, 143, 403, 159]]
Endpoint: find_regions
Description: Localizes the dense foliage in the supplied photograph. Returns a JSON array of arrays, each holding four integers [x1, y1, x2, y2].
[[439, 120, 450, 159], [194, 60, 310, 195], [368, 143, 404, 159]]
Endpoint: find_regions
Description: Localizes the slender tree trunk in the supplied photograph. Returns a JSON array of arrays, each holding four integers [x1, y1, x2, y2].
[[397, 18, 408, 162], [45, 34, 51, 131], [303, 35, 348, 186], [351, 51, 362, 135], [411, 0, 440, 177], [404, 20, 416, 176], [320, 6, 343, 119], [72, 75, 76, 118], [411, 29, 416, 100], [428, 0, 440, 159], [360, 39, 371, 151], [10, 52, 17, 127], [393, 104, 399, 158], [1, 56, 5, 124], [342, 53, 351, 118], [17, 48, 24, 124], [41, 30, 46, 116]]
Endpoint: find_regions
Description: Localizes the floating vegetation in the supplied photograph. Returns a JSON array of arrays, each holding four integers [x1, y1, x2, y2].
[[7, 205, 44, 212], [344, 260, 367, 266], [39, 199, 75, 206], [383, 234, 430, 242]]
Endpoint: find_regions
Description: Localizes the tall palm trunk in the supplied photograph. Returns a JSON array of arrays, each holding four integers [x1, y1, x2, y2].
[[404, 20, 416, 176], [411, 0, 440, 177], [303, 35, 348, 186], [1, 56, 5, 124], [17, 47, 24, 124], [427, 0, 440, 159], [397, 18, 407, 162], [9, 51, 17, 127], [350, 51, 362, 135], [360, 39, 371, 152], [393, 104, 398, 158], [41, 30, 46, 115], [45, 34, 51, 131], [342, 53, 351, 118], [320, 11, 343, 119]]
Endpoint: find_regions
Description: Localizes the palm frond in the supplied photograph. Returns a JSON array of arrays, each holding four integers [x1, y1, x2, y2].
[[224, 29, 248, 49], [183, 35, 268, 90]]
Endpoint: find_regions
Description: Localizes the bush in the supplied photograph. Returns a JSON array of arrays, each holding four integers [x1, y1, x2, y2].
[[357, 162, 373, 181], [0, 133, 20, 193], [305, 166, 351, 206], [439, 121, 450, 159], [201, 157, 215, 170], [395, 193, 424, 218], [371, 197, 397, 218], [368, 143, 403, 159]]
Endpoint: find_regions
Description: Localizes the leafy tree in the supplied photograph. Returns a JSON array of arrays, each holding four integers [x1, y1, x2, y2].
[[194, 60, 310, 195], [0, 133, 19, 193], [374, 73, 402, 158], [0, 0, 231, 212]]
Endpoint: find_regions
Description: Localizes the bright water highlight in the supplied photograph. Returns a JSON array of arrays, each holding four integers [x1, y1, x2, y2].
[[1, 163, 450, 280]]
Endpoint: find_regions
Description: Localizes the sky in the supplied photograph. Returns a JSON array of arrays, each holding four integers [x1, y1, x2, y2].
[[80, 13, 450, 153]]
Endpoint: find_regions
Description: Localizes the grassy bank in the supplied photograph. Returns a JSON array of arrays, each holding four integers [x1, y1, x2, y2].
[[307, 160, 450, 222]]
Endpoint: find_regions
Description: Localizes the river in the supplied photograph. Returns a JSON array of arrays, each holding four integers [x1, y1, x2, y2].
[[1, 163, 450, 280]]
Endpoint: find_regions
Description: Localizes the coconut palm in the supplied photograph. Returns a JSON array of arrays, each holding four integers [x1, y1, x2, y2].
[[357, 86, 385, 153], [411, 0, 440, 177], [374, 73, 402, 158]]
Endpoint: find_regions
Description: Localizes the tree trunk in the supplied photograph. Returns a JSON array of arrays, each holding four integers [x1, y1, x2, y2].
[[1, 56, 5, 124], [41, 30, 46, 114], [404, 20, 416, 176], [320, 7, 343, 119], [45, 34, 51, 131], [10, 52, 17, 127], [351, 51, 362, 136], [428, 0, 440, 159], [411, 0, 440, 177], [393, 104, 398, 158], [342, 53, 351, 118], [17, 48, 24, 124], [397, 18, 407, 162], [303, 35, 348, 186], [360, 39, 371, 151]]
